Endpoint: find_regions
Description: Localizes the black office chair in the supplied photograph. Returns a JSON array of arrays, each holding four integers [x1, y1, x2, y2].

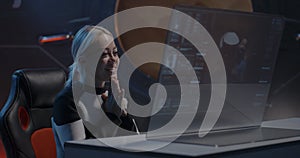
[[0, 68, 66, 158]]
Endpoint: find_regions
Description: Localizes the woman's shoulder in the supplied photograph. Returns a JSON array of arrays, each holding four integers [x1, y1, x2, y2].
[[55, 84, 73, 101], [53, 84, 81, 125], [53, 84, 75, 110]]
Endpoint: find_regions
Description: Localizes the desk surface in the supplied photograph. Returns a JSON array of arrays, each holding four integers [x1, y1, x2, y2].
[[65, 118, 300, 158]]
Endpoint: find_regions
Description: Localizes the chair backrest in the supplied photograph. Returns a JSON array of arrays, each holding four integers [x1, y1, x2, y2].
[[0, 68, 66, 158]]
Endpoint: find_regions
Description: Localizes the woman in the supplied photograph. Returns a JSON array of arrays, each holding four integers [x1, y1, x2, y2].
[[52, 25, 137, 158]]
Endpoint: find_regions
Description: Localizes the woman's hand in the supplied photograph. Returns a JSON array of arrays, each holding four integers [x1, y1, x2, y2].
[[111, 76, 128, 116]]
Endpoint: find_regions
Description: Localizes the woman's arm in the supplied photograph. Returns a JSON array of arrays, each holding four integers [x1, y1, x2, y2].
[[52, 118, 85, 158]]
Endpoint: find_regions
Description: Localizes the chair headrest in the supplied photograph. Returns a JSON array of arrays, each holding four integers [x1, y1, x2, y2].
[[13, 68, 66, 108]]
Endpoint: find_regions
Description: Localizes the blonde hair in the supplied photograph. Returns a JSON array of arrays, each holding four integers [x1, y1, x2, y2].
[[66, 25, 114, 86]]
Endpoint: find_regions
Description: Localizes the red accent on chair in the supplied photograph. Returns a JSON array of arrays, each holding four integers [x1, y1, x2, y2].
[[0, 138, 6, 158], [31, 128, 56, 158], [18, 106, 30, 131]]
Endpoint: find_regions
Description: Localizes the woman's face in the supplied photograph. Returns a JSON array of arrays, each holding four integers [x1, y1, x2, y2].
[[96, 42, 119, 81]]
